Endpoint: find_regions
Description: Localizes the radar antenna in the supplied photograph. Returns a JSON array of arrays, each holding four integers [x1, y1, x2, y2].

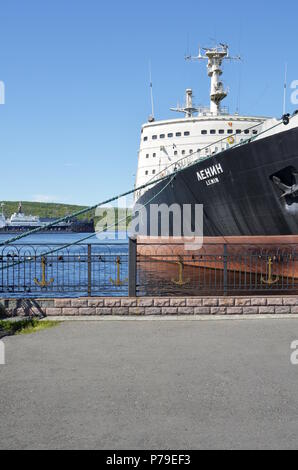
[[148, 61, 155, 122], [171, 89, 198, 118], [186, 43, 241, 116]]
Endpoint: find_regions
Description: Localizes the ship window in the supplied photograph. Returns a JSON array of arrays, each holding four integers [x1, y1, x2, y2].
[[210, 130, 216, 135], [152, 170, 156, 174], [182, 150, 185, 155], [176, 132, 182, 137], [227, 129, 233, 134], [253, 130, 258, 135], [145, 171, 149, 175], [152, 135, 157, 140], [160, 134, 165, 139], [201, 130, 207, 135], [153, 153, 156, 158], [184, 131, 190, 136], [168, 133, 173, 138], [219, 130, 224, 134], [190, 149, 193, 154], [146, 154, 149, 158], [144, 137, 148, 142], [236, 129, 242, 134], [174, 151, 178, 156], [244, 129, 250, 134]]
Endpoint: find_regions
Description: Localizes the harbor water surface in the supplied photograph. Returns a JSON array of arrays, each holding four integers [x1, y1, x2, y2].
[[0, 232, 130, 298]]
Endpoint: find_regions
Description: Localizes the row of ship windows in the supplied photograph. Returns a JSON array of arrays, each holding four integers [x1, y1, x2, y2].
[[143, 129, 258, 141], [145, 150, 196, 158], [144, 131, 190, 141], [144, 138, 250, 159], [143, 140, 247, 173]]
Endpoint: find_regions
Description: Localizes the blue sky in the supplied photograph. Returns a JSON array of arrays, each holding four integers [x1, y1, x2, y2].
[[0, 0, 297, 205]]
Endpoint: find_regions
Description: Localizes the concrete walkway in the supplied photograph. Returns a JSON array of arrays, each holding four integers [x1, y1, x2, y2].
[[1, 319, 298, 449]]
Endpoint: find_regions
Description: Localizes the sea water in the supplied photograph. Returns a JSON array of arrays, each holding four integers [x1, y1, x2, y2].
[[0, 232, 129, 298]]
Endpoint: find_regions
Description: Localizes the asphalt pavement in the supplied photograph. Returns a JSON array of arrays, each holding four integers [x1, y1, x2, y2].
[[1, 319, 298, 450]]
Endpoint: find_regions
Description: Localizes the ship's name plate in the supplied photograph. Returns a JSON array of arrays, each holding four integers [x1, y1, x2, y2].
[[197, 163, 223, 186]]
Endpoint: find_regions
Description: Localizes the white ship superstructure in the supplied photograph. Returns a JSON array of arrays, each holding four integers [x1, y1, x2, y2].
[[0, 202, 95, 233], [135, 44, 290, 200], [7, 203, 41, 227]]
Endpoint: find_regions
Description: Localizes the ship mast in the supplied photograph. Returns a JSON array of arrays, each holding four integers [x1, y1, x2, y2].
[[186, 43, 241, 116], [170, 89, 198, 118]]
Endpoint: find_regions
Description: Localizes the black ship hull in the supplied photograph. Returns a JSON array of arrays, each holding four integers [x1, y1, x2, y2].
[[137, 126, 298, 238]]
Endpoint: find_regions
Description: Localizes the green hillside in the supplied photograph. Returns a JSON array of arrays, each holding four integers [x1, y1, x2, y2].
[[1, 201, 92, 220], [0, 201, 132, 230]]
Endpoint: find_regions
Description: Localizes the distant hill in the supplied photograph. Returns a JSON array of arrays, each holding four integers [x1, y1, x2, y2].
[[0, 201, 132, 230], [1, 201, 92, 220]]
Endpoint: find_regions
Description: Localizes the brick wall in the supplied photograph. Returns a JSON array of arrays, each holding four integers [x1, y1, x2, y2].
[[1, 296, 298, 317]]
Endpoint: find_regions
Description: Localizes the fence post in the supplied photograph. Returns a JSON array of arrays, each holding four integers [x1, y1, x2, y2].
[[129, 237, 137, 297], [87, 244, 92, 296], [223, 244, 228, 296]]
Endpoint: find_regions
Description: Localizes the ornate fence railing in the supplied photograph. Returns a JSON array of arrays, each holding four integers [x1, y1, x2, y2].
[[135, 241, 298, 297], [0, 240, 298, 298], [0, 243, 129, 297]]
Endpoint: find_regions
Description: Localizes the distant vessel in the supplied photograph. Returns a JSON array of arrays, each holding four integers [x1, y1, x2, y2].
[[0, 202, 94, 233], [0, 204, 6, 229]]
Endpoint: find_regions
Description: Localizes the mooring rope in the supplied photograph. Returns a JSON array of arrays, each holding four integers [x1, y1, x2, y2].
[[0, 175, 176, 272], [145, 117, 289, 188], [0, 113, 292, 249]]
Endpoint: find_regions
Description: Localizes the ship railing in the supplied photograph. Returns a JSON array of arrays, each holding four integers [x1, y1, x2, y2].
[[0, 240, 298, 298], [196, 106, 230, 116]]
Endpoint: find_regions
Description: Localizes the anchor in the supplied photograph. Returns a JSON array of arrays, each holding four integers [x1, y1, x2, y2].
[[261, 257, 279, 286], [34, 256, 54, 288], [110, 256, 128, 286], [172, 257, 190, 287], [272, 171, 298, 199]]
